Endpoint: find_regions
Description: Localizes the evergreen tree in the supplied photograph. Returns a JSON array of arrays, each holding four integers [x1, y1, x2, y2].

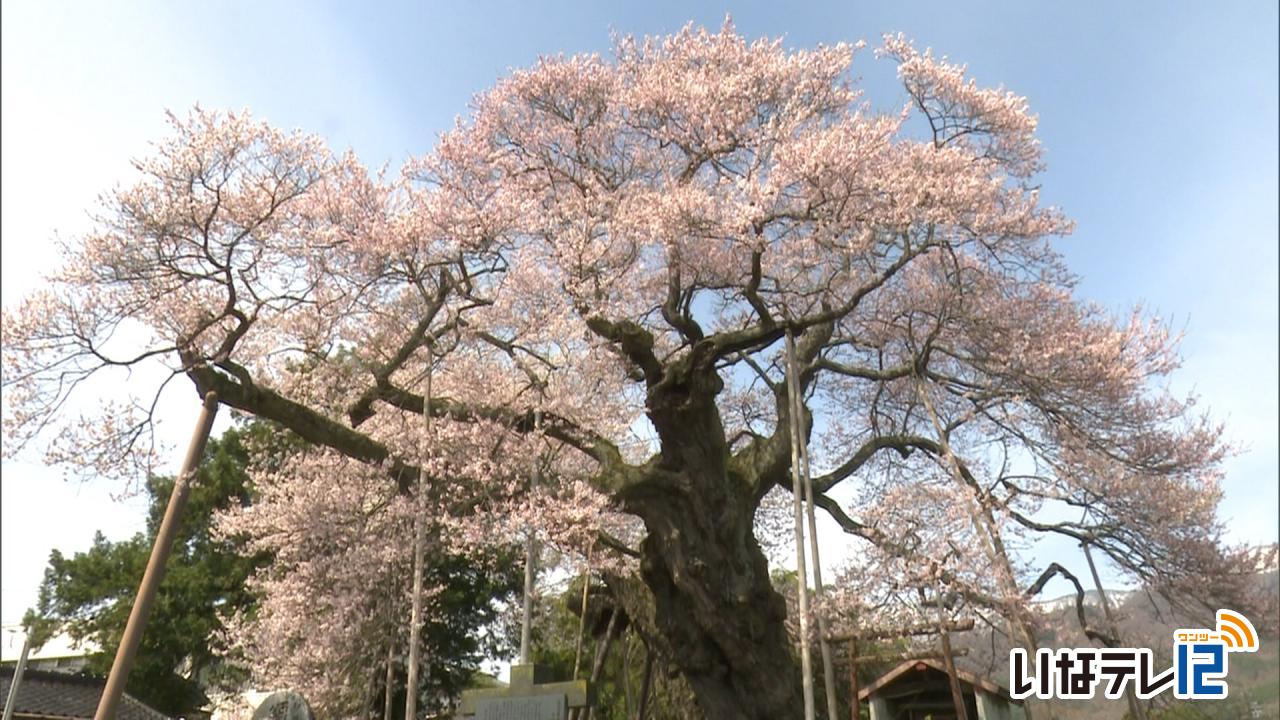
[[23, 425, 266, 716]]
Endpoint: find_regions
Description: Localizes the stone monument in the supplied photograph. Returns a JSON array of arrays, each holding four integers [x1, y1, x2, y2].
[[459, 664, 591, 720], [251, 690, 313, 720]]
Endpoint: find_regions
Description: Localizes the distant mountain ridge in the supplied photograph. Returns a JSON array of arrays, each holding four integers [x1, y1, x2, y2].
[[949, 568, 1280, 719], [1030, 588, 1138, 616]]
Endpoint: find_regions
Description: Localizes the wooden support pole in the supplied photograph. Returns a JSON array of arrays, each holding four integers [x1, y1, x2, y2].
[[572, 546, 593, 679], [635, 647, 654, 720], [95, 392, 219, 720], [938, 627, 969, 720], [914, 377, 1046, 717], [924, 585, 969, 720], [404, 514, 427, 720], [582, 610, 621, 720]]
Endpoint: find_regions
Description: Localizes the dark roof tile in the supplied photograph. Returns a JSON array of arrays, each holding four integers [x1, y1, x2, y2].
[[0, 666, 170, 720]]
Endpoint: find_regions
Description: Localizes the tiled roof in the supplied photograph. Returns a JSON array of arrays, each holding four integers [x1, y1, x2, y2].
[[0, 667, 170, 720]]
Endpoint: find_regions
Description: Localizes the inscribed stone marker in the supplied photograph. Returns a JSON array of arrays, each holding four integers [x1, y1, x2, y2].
[[460, 664, 589, 717], [474, 693, 566, 720]]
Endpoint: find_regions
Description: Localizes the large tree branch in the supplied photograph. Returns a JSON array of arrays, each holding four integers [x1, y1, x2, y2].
[[347, 375, 640, 493], [811, 434, 930, 493], [584, 316, 664, 385], [662, 266, 705, 342], [742, 246, 774, 327], [708, 231, 935, 361], [347, 279, 450, 426], [809, 485, 1011, 613], [184, 359, 419, 492], [813, 358, 916, 382], [1023, 562, 1118, 647]]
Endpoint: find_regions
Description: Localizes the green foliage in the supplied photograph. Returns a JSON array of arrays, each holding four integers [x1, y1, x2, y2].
[[413, 547, 525, 716], [520, 575, 697, 720], [23, 419, 526, 719], [362, 544, 523, 719], [23, 425, 269, 717], [1143, 694, 1273, 720]]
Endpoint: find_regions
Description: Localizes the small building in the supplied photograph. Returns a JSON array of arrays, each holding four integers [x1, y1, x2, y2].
[[0, 666, 170, 720], [858, 658, 1026, 720], [1, 625, 97, 674]]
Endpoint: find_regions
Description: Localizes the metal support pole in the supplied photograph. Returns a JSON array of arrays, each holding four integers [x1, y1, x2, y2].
[[519, 411, 543, 665], [847, 637, 860, 720], [95, 391, 219, 720], [3, 635, 31, 720], [405, 346, 433, 720], [784, 330, 815, 720], [383, 641, 396, 720], [790, 341, 838, 720], [572, 545, 593, 679], [519, 533, 537, 664]]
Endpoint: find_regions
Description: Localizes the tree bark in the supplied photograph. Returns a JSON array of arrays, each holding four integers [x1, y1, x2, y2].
[[622, 360, 803, 719]]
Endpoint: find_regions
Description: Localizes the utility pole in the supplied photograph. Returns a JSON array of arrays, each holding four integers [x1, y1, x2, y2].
[[95, 391, 219, 720]]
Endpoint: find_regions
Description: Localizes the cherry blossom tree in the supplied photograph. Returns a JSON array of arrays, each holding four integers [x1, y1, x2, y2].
[[212, 443, 523, 716], [2, 22, 1247, 718]]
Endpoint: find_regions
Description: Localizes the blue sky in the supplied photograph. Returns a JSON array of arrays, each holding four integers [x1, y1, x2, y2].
[[2, 1, 1276, 628]]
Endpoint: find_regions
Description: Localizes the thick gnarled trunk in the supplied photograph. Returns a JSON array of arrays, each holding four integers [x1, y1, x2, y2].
[[625, 362, 803, 719], [637, 505, 800, 718]]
